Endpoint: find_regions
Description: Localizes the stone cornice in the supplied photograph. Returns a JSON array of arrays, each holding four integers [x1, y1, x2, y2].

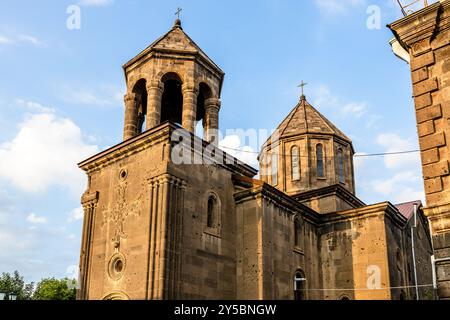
[[320, 202, 407, 228], [424, 200, 450, 217], [232, 175, 321, 225], [232, 175, 408, 228], [293, 184, 365, 209], [78, 123, 172, 174], [78, 122, 257, 178], [388, 1, 450, 48]]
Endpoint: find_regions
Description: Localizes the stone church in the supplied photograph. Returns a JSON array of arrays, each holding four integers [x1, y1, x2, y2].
[[76, 18, 435, 300]]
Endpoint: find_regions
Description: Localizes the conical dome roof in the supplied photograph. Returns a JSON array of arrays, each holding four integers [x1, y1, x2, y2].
[[262, 96, 353, 152]]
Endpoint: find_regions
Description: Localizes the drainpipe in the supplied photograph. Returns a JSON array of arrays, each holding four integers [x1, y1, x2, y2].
[[411, 203, 420, 300]]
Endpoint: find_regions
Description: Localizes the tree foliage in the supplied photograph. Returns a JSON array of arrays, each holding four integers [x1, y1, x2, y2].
[[0, 271, 34, 300], [33, 277, 77, 300]]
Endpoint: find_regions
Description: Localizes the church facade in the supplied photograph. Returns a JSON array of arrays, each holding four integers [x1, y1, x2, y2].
[[77, 19, 434, 300]]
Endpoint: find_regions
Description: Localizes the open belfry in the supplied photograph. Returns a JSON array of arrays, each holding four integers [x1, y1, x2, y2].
[[77, 16, 436, 300], [389, 0, 450, 300]]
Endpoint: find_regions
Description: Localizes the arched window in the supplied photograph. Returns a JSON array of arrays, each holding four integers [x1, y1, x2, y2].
[[316, 144, 324, 178], [294, 218, 302, 248], [161, 72, 183, 125], [291, 146, 300, 181], [132, 79, 148, 133], [207, 195, 216, 228], [294, 271, 306, 300], [338, 148, 345, 183], [271, 153, 278, 186]]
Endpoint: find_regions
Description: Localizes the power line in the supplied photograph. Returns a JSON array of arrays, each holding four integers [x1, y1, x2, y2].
[[297, 283, 433, 292], [218, 145, 420, 158]]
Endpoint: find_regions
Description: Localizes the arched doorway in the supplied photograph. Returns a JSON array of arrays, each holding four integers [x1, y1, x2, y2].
[[294, 270, 307, 300], [161, 72, 183, 125], [102, 291, 130, 300]]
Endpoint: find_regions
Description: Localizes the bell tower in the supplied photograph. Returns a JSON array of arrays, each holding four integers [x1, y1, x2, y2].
[[122, 18, 224, 145]]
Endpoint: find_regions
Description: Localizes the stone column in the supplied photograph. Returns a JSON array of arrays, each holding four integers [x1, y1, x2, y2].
[[123, 93, 138, 141], [77, 191, 99, 300], [146, 174, 185, 300], [146, 81, 164, 130], [204, 97, 221, 146], [182, 84, 197, 133], [389, 1, 450, 300]]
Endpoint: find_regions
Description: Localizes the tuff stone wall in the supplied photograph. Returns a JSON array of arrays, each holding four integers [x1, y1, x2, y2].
[[389, 0, 450, 299], [234, 184, 322, 300]]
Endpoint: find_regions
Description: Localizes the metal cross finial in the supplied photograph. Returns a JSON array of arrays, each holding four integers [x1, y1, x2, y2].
[[175, 7, 182, 20], [298, 80, 308, 97]]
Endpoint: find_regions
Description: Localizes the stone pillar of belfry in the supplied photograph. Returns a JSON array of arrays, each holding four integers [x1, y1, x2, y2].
[[182, 83, 198, 133], [146, 80, 164, 130], [123, 92, 138, 141], [204, 97, 221, 146]]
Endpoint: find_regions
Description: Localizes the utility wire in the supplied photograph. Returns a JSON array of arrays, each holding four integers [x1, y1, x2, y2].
[[218, 145, 420, 158], [297, 283, 433, 292]]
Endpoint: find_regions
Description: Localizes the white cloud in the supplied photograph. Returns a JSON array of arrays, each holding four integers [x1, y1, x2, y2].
[[354, 152, 368, 172], [66, 264, 79, 280], [61, 85, 124, 108], [0, 34, 43, 46], [68, 206, 84, 223], [79, 0, 114, 7], [219, 135, 259, 168], [315, 0, 366, 15], [0, 109, 98, 194], [376, 133, 420, 169], [18, 35, 43, 46], [370, 171, 424, 204], [26, 213, 47, 224], [14, 98, 55, 113], [0, 35, 13, 45], [341, 102, 367, 118], [313, 85, 370, 120]]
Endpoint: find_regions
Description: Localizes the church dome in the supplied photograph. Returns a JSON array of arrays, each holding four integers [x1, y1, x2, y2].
[[259, 95, 356, 196]]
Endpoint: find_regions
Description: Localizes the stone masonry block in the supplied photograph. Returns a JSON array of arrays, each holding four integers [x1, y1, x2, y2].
[[418, 120, 435, 137], [419, 132, 446, 151], [413, 78, 438, 97], [411, 51, 435, 71], [424, 177, 443, 194], [421, 148, 439, 165], [416, 104, 442, 123], [412, 67, 429, 84], [415, 93, 433, 110], [423, 161, 450, 179]]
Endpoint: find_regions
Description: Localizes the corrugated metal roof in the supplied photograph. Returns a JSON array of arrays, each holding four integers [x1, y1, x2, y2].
[[395, 200, 422, 220]]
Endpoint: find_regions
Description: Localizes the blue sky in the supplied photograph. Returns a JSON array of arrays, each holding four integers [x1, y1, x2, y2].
[[0, 0, 433, 283]]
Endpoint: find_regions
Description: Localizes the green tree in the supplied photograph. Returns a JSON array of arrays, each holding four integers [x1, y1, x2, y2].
[[0, 270, 34, 300], [33, 278, 76, 300]]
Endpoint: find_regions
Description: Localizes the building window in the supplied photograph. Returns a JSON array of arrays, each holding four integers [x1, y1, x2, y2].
[[207, 195, 216, 228], [294, 271, 306, 300], [271, 153, 278, 186], [338, 148, 345, 183], [316, 144, 324, 178], [291, 146, 300, 181], [294, 218, 302, 248]]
